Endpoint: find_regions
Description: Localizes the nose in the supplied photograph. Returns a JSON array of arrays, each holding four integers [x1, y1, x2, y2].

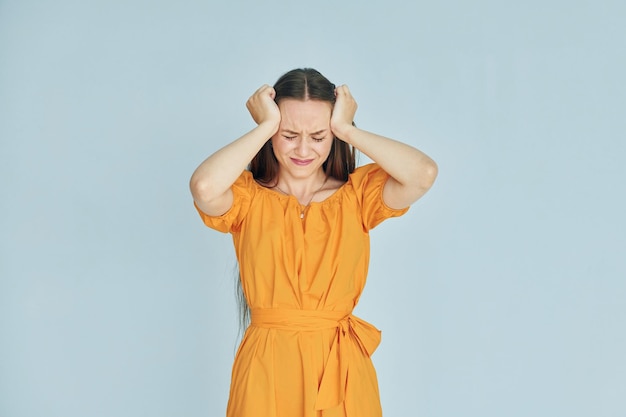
[[294, 138, 309, 157]]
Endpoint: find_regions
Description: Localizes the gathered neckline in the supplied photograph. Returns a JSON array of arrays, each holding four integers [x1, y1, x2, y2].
[[253, 177, 350, 207]]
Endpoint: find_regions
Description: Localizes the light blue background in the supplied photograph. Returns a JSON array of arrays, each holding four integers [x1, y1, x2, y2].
[[1, 1, 625, 416]]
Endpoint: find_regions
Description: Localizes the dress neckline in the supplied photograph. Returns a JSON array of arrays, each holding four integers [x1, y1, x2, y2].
[[253, 176, 350, 207]]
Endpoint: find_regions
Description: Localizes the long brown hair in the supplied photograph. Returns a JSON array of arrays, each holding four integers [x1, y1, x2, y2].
[[249, 68, 356, 184]]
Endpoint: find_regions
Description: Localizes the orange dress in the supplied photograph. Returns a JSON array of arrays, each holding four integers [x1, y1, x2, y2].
[[195, 163, 408, 417]]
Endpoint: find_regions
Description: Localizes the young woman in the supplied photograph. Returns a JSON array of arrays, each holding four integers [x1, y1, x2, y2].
[[190, 68, 437, 417]]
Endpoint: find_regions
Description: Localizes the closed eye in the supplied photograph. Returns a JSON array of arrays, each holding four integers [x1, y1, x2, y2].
[[312, 137, 325, 142], [283, 135, 297, 140]]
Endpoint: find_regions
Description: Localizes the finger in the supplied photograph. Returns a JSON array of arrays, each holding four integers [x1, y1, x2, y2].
[[256, 85, 275, 101], [334, 85, 343, 101]]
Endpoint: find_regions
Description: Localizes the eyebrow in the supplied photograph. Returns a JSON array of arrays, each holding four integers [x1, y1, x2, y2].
[[281, 129, 328, 136]]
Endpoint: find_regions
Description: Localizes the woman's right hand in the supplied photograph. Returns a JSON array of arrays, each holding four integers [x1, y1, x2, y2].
[[246, 84, 281, 131]]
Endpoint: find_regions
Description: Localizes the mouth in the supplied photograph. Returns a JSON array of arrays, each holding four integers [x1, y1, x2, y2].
[[290, 158, 314, 166]]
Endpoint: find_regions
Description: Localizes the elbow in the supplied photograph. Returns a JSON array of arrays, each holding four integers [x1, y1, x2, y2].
[[408, 158, 437, 195], [189, 174, 217, 204], [420, 159, 438, 191], [384, 158, 438, 207]]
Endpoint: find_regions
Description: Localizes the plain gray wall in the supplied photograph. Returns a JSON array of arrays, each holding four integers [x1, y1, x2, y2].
[[1, 0, 625, 416]]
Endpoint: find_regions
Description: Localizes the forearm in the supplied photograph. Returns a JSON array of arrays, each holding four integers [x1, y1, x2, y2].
[[190, 121, 276, 203], [340, 125, 438, 191]]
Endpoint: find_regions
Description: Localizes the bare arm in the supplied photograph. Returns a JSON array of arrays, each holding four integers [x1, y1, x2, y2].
[[189, 85, 280, 216], [330, 85, 438, 209]]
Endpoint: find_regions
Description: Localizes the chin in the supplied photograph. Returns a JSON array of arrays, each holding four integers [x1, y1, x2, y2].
[[287, 164, 323, 177]]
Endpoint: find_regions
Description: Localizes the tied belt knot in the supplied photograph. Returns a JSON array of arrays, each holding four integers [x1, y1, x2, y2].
[[251, 308, 381, 411]]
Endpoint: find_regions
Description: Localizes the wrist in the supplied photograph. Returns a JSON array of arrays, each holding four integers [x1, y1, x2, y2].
[[333, 124, 358, 143], [257, 120, 280, 137]]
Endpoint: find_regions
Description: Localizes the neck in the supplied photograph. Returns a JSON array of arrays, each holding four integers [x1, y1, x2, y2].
[[275, 170, 328, 203]]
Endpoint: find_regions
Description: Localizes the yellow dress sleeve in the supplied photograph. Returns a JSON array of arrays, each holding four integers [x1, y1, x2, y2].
[[193, 170, 255, 233], [349, 163, 410, 231]]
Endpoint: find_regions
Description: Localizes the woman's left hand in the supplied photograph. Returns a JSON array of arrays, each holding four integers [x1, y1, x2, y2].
[[330, 85, 358, 141]]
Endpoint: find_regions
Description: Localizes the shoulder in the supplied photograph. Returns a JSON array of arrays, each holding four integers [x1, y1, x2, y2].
[[348, 163, 387, 187], [351, 163, 384, 176], [233, 169, 258, 192]]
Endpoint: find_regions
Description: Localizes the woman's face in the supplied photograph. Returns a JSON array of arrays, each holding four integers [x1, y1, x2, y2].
[[271, 99, 334, 180]]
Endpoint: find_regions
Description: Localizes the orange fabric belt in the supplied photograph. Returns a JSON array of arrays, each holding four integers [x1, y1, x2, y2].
[[251, 308, 382, 411]]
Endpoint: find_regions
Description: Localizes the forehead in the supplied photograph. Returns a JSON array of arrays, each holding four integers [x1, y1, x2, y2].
[[278, 99, 332, 129]]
